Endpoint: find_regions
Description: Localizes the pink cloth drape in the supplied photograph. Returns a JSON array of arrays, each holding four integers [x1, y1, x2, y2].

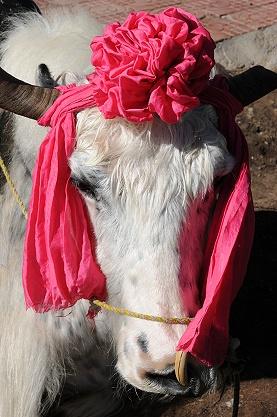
[[23, 84, 107, 311], [176, 76, 255, 366]]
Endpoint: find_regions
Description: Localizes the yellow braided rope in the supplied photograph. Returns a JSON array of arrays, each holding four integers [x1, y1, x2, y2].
[[91, 299, 192, 325], [0, 155, 192, 325], [0, 156, 28, 219]]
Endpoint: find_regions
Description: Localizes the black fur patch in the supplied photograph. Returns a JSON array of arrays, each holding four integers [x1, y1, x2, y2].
[[0, 0, 40, 18], [71, 175, 97, 200], [0, 1, 41, 58], [0, 0, 41, 37], [0, 111, 14, 193], [37, 63, 58, 88]]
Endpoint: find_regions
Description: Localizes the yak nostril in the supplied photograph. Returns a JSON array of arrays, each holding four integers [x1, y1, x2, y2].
[[137, 333, 149, 353]]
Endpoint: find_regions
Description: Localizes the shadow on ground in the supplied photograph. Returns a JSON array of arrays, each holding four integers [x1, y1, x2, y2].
[[230, 209, 277, 380]]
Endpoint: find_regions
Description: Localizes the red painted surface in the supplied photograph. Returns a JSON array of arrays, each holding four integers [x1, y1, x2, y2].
[[36, 0, 277, 42]]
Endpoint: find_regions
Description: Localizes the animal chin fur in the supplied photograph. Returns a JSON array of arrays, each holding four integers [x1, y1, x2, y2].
[[0, 7, 234, 417]]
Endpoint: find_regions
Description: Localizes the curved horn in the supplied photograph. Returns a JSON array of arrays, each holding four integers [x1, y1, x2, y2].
[[227, 65, 277, 106], [0, 67, 60, 119]]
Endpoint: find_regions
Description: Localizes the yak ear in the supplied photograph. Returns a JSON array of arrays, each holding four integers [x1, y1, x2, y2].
[[227, 65, 277, 106], [0, 67, 60, 120]]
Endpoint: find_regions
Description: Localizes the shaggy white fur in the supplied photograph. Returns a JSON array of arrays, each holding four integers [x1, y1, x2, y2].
[[0, 8, 234, 416], [71, 104, 234, 392], [0, 9, 104, 417]]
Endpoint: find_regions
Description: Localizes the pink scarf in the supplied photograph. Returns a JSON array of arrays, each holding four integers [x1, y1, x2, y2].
[[22, 8, 254, 367], [177, 76, 255, 365], [23, 85, 107, 310]]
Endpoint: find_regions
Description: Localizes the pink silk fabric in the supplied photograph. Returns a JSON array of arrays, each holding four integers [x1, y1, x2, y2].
[[89, 7, 215, 123], [22, 76, 254, 367], [23, 84, 107, 311], [177, 76, 255, 366]]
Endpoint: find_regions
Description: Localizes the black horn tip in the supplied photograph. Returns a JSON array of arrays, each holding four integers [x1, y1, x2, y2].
[[228, 65, 277, 106]]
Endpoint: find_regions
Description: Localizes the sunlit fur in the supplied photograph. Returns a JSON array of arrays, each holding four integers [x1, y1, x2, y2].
[[71, 104, 234, 392], [0, 8, 234, 416]]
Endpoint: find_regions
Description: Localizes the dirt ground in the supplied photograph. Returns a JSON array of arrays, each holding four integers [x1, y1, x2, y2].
[[241, 91, 277, 210], [158, 90, 277, 417]]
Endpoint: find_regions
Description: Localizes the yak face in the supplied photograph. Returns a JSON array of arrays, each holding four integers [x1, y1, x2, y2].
[[69, 104, 234, 395]]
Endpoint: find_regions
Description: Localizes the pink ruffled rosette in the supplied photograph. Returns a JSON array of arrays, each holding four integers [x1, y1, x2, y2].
[[88, 7, 215, 123]]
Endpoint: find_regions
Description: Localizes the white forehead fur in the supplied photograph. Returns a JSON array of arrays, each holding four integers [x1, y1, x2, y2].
[[69, 104, 234, 390], [70, 104, 234, 208]]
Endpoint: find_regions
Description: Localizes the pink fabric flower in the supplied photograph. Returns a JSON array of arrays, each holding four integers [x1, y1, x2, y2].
[[88, 7, 215, 124]]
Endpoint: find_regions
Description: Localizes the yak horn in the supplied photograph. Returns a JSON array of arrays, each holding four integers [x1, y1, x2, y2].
[[1, 65, 275, 119], [228, 65, 277, 106], [0, 67, 60, 119]]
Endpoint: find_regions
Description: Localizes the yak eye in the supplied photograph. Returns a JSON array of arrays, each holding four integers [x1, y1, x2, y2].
[[71, 175, 97, 199]]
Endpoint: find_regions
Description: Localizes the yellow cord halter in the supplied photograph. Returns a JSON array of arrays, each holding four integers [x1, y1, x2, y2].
[[0, 155, 192, 325], [90, 299, 191, 325], [0, 156, 28, 219]]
